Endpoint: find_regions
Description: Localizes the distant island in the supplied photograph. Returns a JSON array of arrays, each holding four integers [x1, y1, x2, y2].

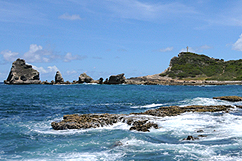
[[4, 52, 242, 85]]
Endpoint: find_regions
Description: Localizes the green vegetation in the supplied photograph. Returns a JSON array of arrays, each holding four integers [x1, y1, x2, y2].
[[161, 52, 242, 81]]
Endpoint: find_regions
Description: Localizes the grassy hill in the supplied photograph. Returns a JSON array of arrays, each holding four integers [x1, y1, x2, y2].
[[160, 52, 242, 81]]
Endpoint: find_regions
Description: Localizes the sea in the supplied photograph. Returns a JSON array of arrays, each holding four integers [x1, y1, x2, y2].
[[1, 83, 242, 161]]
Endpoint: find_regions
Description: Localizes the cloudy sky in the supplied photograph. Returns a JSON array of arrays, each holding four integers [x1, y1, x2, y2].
[[1, 0, 242, 81]]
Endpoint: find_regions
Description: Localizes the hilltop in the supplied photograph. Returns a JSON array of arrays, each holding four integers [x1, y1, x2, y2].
[[160, 52, 242, 81]]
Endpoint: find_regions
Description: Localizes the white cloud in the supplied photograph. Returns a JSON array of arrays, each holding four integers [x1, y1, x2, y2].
[[64, 52, 86, 62], [0, 50, 19, 62], [103, 0, 197, 21], [66, 70, 77, 75], [59, 13, 82, 20], [32, 65, 58, 74], [159, 47, 173, 52], [232, 34, 242, 51], [23, 44, 53, 63]]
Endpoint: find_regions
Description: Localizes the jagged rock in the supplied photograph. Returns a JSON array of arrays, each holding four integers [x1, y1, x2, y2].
[[213, 96, 242, 102], [183, 135, 199, 141], [55, 71, 64, 84], [197, 130, 204, 133], [78, 73, 93, 83], [41, 80, 52, 85], [107, 73, 126, 84], [104, 78, 109, 84], [98, 77, 104, 84], [4, 58, 41, 84]]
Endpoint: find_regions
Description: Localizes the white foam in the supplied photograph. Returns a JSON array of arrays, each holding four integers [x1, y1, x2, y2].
[[131, 103, 163, 108], [179, 97, 234, 107], [21, 151, 125, 161]]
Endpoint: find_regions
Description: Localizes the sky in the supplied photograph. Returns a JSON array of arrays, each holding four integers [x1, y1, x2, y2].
[[1, 0, 242, 82]]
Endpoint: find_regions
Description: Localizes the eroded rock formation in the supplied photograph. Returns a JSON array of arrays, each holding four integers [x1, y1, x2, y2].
[[105, 73, 126, 84], [4, 58, 41, 84], [78, 73, 93, 83], [55, 71, 64, 84]]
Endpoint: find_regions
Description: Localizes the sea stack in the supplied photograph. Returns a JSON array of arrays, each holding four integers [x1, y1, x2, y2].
[[55, 71, 64, 84], [105, 73, 126, 84], [4, 58, 41, 84], [78, 73, 93, 83]]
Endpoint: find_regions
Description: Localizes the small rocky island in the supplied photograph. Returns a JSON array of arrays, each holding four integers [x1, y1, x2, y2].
[[4, 58, 41, 84]]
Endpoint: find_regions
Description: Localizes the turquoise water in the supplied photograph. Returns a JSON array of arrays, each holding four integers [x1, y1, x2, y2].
[[1, 83, 242, 160]]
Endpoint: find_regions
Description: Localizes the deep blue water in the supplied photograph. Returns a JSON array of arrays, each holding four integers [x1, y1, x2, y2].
[[1, 84, 242, 160]]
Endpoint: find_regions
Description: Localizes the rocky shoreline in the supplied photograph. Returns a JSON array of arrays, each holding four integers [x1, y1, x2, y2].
[[4, 58, 242, 85], [51, 104, 240, 132]]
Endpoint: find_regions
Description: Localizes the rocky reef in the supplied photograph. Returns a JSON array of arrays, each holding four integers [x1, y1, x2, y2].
[[51, 105, 234, 132], [4, 58, 41, 84], [213, 96, 242, 102]]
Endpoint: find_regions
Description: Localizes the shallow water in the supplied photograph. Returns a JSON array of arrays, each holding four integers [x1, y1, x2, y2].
[[1, 83, 242, 160]]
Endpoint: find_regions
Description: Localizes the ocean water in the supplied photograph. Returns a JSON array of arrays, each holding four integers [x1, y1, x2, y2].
[[1, 83, 242, 161]]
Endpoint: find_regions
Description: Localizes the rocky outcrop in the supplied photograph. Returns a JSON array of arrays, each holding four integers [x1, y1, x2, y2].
[[105, 73, 126, 84], [4, 58, 41, 84], [78, 73, 93, 83], [51, 105, 233, 132], [213, 96, 242, 102], [55, 71, 64, 84]]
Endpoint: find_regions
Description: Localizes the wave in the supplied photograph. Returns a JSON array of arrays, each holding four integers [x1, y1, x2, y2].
[[178, 97, 238, 107], [131, 103, 164, 109]]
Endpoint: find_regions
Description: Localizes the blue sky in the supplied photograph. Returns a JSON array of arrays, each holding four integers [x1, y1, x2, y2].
[[1, 0, 242, 82]]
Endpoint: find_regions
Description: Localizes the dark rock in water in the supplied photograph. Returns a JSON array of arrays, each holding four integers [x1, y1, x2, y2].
[[132, 105, 233, 117], [107, 73, 126, 84], [129, 120, 158, 132], [197, 130, 204, 133], [183, 135, 198, 141], [98, 77, 104, 84], [78, 73, 93, 83], [4, 58, 41, 84], [111, 141, 123, 148], [213, 96, 242, 102], [51, 113, 158, 132], [198, 135, 207, 137], [104, 78, 109, 84], [55, 71, 64, 84]]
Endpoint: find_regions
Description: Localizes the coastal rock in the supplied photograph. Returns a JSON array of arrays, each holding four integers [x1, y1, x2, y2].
[[98, 77, 104, 84], [4, 58, 41, 84], [183, 135, 199, 141], [51, 105, 234, 132], [55, 71, 64, 84], [213, 96, 242, 102], [78, 73, 93, 83], [107, 73, 126, 84]]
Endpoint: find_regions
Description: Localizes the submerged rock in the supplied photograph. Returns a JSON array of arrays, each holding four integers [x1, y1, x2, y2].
[[183, 135, 199, 141], [213, 96, 242, 102], [4, 58, 41, 84]]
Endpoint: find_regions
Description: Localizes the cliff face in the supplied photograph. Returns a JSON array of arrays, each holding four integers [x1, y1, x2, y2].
[[161, 52, 242, 81], [4, 58, 41, 84]]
